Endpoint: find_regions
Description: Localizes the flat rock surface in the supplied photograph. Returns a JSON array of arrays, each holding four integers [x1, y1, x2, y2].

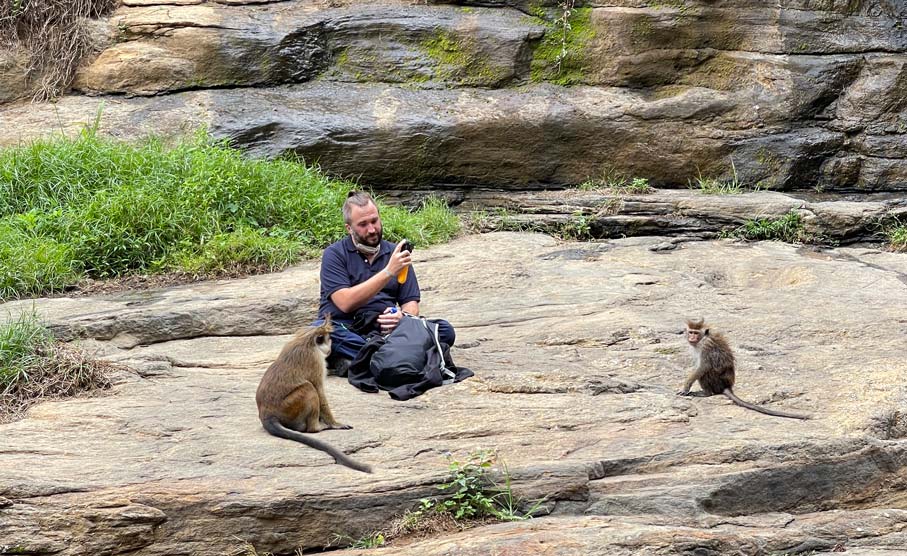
[[2, 232, 907, 555]]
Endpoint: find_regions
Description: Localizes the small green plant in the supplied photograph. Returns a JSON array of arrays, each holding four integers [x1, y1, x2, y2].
[[363, 452, 547, 547], [728, 210, 805, 243], [416, 451, 543, 522], [465, 209, 493, 233], [690, 160, 743, 194], [554, 0, 576, 75], [558, 213, 593, 240], [435, 450, 500, 520]]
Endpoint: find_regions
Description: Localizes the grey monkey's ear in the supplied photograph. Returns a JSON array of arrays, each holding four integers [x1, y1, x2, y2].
[[703, 328, 710, 336]]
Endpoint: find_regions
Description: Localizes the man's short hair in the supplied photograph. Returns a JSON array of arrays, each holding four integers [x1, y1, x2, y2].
[[343, 191, 377, 225]]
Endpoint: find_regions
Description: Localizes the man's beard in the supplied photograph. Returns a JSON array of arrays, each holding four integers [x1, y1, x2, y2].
[[351, 228, 382, 255]]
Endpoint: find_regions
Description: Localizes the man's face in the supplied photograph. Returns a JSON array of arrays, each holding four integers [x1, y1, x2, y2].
[[346, 202, 382, 247]]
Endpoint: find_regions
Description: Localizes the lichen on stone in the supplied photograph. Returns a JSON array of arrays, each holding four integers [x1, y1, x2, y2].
[[419, 29, 506, 86]]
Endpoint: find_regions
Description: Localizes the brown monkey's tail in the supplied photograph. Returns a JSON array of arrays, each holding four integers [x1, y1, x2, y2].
[[722, 389, 811, 420], [262, 416, 373, 473]]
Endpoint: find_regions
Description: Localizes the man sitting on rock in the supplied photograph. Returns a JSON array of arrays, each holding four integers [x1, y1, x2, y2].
[[316, 191, 456, 375]]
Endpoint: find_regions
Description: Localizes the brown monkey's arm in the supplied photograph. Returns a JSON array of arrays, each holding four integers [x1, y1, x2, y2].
[[316, 384, 351, 430], [678, 368, 703, 395]]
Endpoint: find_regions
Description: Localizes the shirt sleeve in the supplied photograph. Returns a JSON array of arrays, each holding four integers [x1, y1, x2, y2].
[[320, 244, 352, 300]]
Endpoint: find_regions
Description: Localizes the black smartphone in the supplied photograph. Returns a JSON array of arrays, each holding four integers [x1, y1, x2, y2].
[[401, 239, 414, 253]]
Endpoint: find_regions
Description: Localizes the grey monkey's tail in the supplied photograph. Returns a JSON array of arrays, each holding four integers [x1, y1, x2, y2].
[[262, 416, 373, 473], [722, 389, 811, 420]]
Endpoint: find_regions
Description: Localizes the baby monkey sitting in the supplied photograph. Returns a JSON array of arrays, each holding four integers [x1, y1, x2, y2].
[[678, 318, 810, 420]]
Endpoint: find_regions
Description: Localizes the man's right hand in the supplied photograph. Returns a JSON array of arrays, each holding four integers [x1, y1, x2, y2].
[[384, 239, 412, 276]]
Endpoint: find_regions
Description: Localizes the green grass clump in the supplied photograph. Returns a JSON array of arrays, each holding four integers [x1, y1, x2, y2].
[[690, 172, 742, 194], [164, 225, 306, 275], [729, 210, 805, 243], [690, 161, 743, 195], [0, 219, 80, 298], [579, 167, 626, 191], [579, 167, 652, 194], [611, 177, 653, 194], [0, 310, 55, 392], [0, 128, 461, 299], [0, 310, 115, 422], [885, 220, 907, 252], [382, 197, 463, 247]]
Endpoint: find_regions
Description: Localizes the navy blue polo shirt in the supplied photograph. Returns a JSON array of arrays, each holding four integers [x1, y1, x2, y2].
[[318, 236, 421, 321]]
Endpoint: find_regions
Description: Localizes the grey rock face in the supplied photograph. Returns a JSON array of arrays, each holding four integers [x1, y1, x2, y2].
[[1, 233, 907, 554], [0, 0, 904, 194]]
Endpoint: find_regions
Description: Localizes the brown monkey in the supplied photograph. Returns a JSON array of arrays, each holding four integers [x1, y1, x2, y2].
[[677, 318, 810, 420], [256, 314, 373, 473]]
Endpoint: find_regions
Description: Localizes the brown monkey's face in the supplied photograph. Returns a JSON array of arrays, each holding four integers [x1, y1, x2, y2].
[[686, 328, 704, 346], [346, 201, 382, 248]]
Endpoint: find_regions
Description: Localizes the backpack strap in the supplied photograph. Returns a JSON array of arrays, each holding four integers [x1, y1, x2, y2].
[[424, 318, 455, 383]]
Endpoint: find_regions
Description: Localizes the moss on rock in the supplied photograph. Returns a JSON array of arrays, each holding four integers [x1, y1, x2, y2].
[[530, 7, 595, 86]]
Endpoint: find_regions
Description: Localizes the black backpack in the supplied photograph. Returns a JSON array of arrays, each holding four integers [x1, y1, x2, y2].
[[348, 315, 473, 400]]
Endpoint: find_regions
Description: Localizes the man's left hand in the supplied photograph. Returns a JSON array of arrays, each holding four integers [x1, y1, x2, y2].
[[377, 307, 403, 334]]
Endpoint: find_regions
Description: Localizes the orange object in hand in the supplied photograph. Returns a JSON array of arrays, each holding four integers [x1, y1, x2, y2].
[[397, 239, 414, 284]]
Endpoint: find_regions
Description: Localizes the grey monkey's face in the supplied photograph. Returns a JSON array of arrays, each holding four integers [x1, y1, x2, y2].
[[315, 333, 331, 357]]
